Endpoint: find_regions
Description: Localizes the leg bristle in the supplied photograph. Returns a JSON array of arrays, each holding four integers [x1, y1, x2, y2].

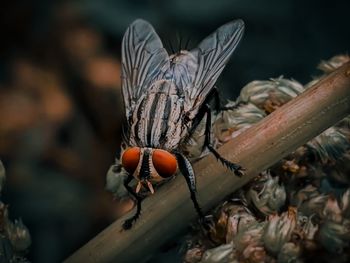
[[207, 145, 244, 177]]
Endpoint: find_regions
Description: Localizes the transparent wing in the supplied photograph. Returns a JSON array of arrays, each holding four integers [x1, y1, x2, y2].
[[187, 19, 245, 119], [121, 19, 169, 118]]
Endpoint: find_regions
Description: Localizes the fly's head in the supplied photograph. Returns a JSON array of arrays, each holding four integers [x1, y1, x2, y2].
[[121, 147, 177, 194]]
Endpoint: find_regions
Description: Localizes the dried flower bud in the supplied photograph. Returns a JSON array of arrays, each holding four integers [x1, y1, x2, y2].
[[225, 208, 257, 243], [305, 55, 350, 90], [238, 77, 304, 112], [340, 189, 350, 218], [306, 127, 349, 164], [208, 203, 255, 244], [234, 223, 268, 262], [322, 196, 343, 223], [242, 244, 268, 263], [184, 246, 205, 263], [327, 152, 350, 187], [234, 222, 265, 257], [317, 220, 350, 253], [105, 160, 129, 198], [246, 173, 286, 216], [4, 219, 31, 252], [290, 185, 328, 218], [318, 55, 350, 74], [199, 243, 235, 263], [214, 102, 265, 143], [263, 208, 297, 255], [295, 215, 319, 251]]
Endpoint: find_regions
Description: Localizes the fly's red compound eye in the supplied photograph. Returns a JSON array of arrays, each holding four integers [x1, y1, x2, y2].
[[152, 149, 177, 178], [122, 147, 141, 174]]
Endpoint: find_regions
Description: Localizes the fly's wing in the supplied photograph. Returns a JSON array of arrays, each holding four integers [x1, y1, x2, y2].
[[187, 19, 245, 119], [121, 19, 169, 119]]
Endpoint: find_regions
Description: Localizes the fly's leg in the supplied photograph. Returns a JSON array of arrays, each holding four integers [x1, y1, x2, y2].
[[175, 152, 214, 230], [122, 174, 142, 230], [174, 152, 204, 220], [203, 104, 244, 177]]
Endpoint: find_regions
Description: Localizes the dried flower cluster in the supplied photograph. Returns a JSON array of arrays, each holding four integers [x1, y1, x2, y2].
[[184, 55, 350, 263], [0, 161, 31, 263]]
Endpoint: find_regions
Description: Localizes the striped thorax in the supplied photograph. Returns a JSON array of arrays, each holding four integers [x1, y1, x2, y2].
[[128, 79, 188, 150]]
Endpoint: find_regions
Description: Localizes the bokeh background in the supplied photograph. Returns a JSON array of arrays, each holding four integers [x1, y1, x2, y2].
[[0, 0, 349, 262]]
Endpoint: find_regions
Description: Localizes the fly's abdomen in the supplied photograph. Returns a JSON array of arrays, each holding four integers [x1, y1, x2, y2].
[[129, 80, 185, 150]]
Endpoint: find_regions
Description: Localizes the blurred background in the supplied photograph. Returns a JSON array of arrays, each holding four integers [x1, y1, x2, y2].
[[0, 0, 349, 262]]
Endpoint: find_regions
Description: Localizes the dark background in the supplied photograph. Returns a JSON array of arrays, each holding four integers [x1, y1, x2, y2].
[[0, 0, 349, 262]]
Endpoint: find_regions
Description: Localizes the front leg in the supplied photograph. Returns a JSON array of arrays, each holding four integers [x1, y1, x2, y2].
[[174, 152, 204, 220], [122, 174, 143, 230], [203, 104, 244, 177]]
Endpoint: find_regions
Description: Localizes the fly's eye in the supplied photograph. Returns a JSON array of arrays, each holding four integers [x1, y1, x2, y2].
[[152, 149, 177, 178], [122, 147, 141, 174]]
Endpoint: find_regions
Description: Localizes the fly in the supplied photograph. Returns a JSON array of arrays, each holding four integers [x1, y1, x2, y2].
[[118, 19, 245, 229]]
